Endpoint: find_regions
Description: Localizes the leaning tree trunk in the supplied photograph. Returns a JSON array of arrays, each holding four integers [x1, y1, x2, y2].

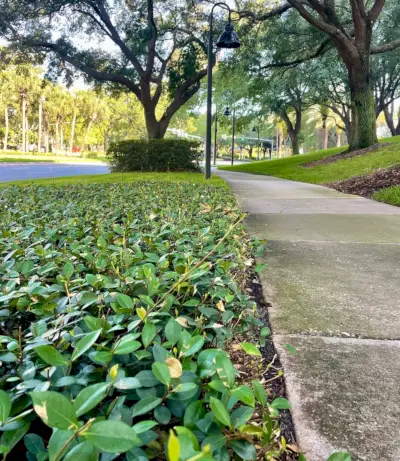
[[4, 106, 8, 151], [348, 59, 378, 150], [25, 116, 29, 152], [81, 120, 93, 153]]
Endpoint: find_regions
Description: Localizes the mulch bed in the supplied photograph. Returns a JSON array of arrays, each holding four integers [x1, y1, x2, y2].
[[302, 143, 391, 168], [228, 271, 300, 460], [324, 164, 400, 198]]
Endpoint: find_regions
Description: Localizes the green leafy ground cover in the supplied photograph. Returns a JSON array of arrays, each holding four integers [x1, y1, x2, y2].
[[219, 138, 400, 186], [373, 185, 400, 206], [0, 180, 292, 460]]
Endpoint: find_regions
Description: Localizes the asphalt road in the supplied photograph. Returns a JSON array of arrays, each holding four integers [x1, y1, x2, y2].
[[0, 162, 110, 182]]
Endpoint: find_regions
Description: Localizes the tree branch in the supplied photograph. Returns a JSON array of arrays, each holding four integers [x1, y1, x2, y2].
[[371, 39, 400, 54], [24, 40, 142, 99], [260, 39, 330, 69], [368, 0, 385, 23]]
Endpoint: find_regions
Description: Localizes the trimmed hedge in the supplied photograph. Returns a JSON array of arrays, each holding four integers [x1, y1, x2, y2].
[[107, 139, 202, 172]]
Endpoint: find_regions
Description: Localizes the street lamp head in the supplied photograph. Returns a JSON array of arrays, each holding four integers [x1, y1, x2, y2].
[[216, 22, 241, 49], [252, 126, 257, 132], [223, 106, 231, 116]]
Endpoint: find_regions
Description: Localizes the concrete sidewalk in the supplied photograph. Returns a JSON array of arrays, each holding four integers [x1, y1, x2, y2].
[[217, 170, 400, 461]]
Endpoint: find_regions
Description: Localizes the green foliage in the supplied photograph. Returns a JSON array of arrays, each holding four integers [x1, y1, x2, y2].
[[0, 180, 282, 460], [107, 139, 202, 172], [219, 138, 400, 186], [373, 185, 400, 206]]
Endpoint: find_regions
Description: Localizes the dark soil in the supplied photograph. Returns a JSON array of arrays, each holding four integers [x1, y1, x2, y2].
[[325, 164, 400, 198], [247, 274, 299, 460], [302, 143, 391, 168]]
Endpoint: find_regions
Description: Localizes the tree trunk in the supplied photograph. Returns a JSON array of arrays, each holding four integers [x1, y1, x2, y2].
[[145, 111, 168, 139], [383, 104, 400, 136], [322, 113, 328, 150], [38, 98, 43, 153], [25, 116, 29, 152], [21, 95, 26, 152], [60, 123, 64, 154], [3, 106, 8, 151], [336, 131, 342, 147], [69, 112, 76, 154], [55, 119, 59, 155], [348, 61, 378, 150], [81, 119, 93, 153]]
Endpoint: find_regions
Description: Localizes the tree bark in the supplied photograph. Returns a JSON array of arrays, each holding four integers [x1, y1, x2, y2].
[[321, 113, 328, 149], [38, 97, 43, 153], [81, 119, 94, 152], [3, 106, 8, 151], [60, 122, 64, 154], [348, 60, 378, 150], [336, 130, 342, 147], [280, 106, 302, 155], [69, 112, 76, 154], [55, 118, 59, 155], [21, 94, 26, 152], [383, 103, 400, 136]]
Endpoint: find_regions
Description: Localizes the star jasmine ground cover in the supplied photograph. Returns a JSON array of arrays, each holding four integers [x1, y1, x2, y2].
[[0, 179, 296, 460]]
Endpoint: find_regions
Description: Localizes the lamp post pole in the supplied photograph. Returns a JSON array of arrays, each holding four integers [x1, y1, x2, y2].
[[231, 105, 235, 166], [205, 3, 240, 179], [213, 111, 218, 166]]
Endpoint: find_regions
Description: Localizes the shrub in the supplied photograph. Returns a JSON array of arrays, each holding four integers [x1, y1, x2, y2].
[[0, 181, 293, 460], [107, 139, 202, 172]]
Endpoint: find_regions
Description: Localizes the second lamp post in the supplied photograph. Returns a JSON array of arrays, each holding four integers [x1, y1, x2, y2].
[[224, 106, 236, 166]]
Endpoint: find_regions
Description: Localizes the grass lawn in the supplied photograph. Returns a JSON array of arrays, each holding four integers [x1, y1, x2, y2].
[[1, 171, 227, 188], [219, 137, 400, 184], [0, 154, 107, 164], [373, 186, 400, 206], [0, 157, 56, 163]]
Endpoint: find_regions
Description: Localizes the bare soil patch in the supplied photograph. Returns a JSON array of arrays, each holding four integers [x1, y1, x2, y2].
[[303, 143, 391, 168], [325, 164, 400, 198]]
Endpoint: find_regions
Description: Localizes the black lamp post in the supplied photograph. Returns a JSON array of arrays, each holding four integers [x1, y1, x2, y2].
[[205, 3, 240, 179], [224, 106, 236, 165], [252, 126, 260, 159]]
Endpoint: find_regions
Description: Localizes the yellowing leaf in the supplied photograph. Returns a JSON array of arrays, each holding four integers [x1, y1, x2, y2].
[[216, 300, 225, 312], [136, 307, 147, 320], [165, 358, 182, 378], [168, 430, 180, 461], [175, 317, 188, 328], [110, 364, 119, 381]]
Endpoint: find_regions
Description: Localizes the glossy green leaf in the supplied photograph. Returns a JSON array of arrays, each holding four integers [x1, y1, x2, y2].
[[0, 390, 11, 424], [73, 382, 110, 417], [30, 391, 78, 430], [210, 396, 231, 428], [63, 442, 99, 461], [35, 345, 68, 367], [71, 330, 101, 362], [83, 420, 140, 453], [152, 362, 171, 386], [142, 322, 157, 348], [132, 397, 162, 417], [231, 385, 255, 407]]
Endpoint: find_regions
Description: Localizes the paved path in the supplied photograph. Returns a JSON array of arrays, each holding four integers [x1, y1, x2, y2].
[[217, 170, 400, 461], [0, 162, 109, 182]]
